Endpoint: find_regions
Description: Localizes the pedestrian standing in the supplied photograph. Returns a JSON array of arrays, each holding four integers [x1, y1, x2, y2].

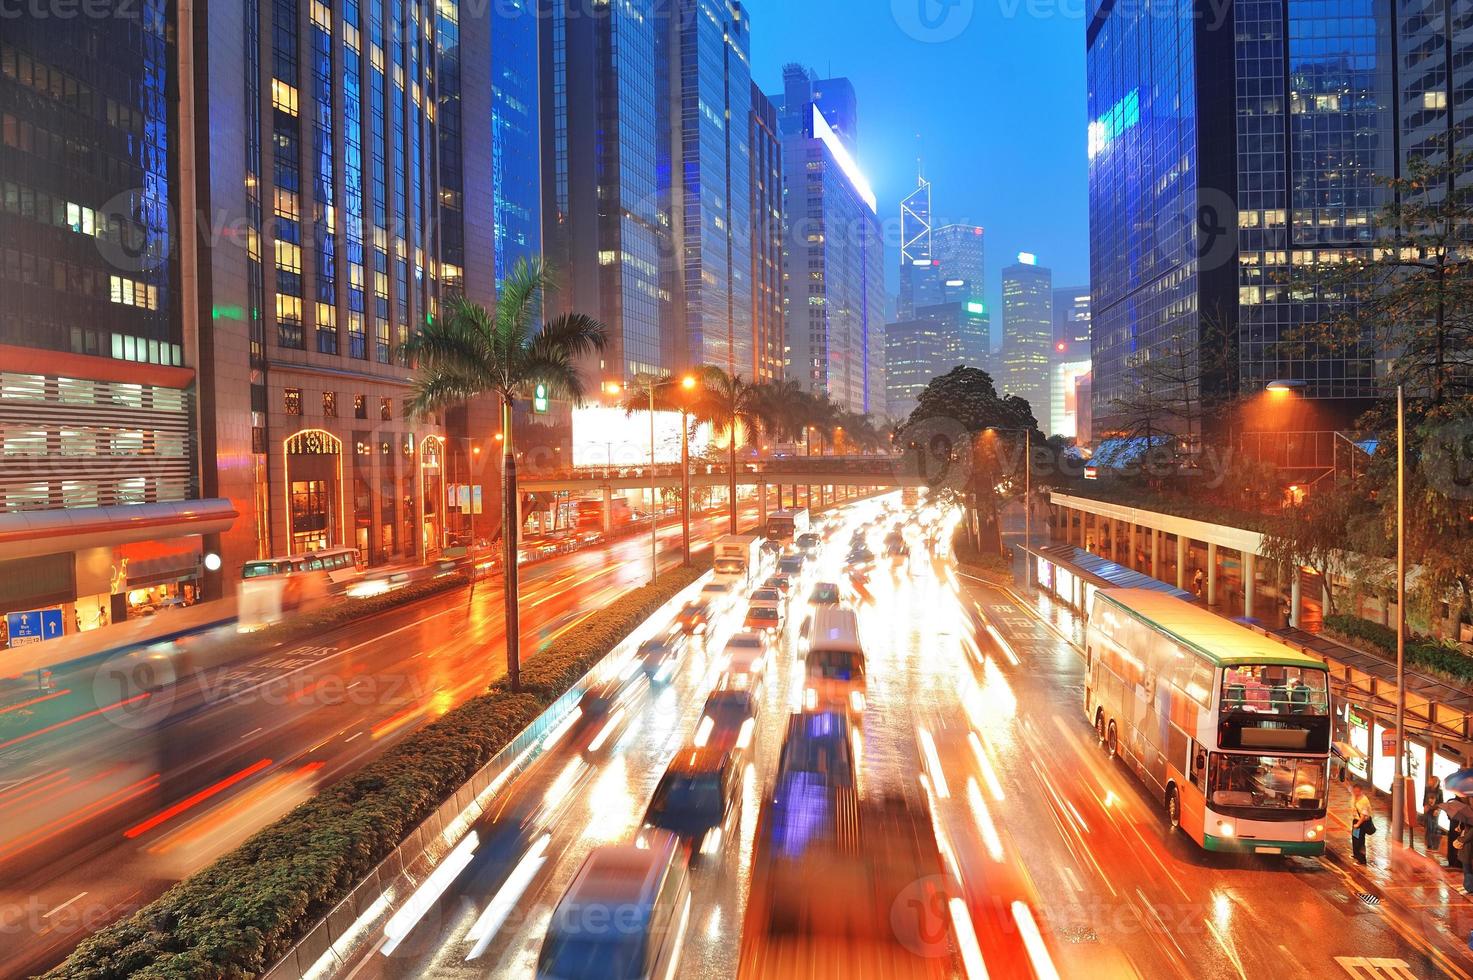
[[1462, 826, 1473, 895], [1449, 815, 1464, 869], [1424, 774, 1444, 852], [1349, 783, 1373, 864]]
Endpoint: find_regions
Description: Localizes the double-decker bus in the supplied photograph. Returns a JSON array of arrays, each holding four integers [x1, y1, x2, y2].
[[1084, 588, 1332, 855]]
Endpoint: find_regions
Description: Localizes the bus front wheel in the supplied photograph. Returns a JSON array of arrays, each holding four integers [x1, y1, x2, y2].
[[1105, 720, 1119, 758], [1166, 786, 1181, 831]]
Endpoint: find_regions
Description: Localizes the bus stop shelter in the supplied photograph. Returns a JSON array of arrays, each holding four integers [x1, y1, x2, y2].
[[1023, 543, 1195, 619]]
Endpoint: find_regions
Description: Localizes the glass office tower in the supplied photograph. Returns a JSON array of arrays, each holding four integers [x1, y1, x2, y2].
[[1087, 0, 1460, 446]]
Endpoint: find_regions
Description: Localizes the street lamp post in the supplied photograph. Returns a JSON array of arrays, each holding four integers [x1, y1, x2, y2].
[[608, 373, 697, 584], [1392, 384, 1408, 845]]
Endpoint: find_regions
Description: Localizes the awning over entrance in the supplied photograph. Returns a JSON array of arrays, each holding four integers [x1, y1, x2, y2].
[[0, 499, 238, 561], [1023, 543, 1195, 601]]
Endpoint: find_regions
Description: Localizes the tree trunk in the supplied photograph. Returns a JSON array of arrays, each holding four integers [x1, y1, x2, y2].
[[728, 434, 738, 535], [501, 397, 521, 692]]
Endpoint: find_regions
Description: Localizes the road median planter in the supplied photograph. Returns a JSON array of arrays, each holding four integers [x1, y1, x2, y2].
[[45, 564, 709, 980]]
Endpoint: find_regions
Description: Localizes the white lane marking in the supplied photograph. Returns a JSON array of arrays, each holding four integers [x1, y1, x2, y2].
[[1334, 957, 1419, 980], [43, 892, 87, 918]]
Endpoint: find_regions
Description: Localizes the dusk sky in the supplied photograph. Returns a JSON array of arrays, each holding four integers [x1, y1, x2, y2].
[[743, 0, 1090, 320]]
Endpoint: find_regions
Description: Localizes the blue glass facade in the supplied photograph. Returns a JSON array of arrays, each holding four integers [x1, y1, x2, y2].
[[1087, 0, 1201, 427], [1089, 0, 1470, 436], [663, 0, 753, 373], [492, 0, 543, 279]]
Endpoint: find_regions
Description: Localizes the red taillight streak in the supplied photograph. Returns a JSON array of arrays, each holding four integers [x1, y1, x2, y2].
[[0, 773, 161, 864], [123, 758, 273, 839]]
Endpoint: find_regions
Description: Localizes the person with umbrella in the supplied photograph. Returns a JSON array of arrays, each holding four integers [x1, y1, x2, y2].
[[1442, 768, 1473, 870]]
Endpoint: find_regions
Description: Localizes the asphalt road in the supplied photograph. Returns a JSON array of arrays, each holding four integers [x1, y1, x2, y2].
[[324, 500, 1473, 980], [0, 505, 771, 979]]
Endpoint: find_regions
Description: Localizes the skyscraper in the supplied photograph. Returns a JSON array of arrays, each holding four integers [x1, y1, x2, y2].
[[543, 0, 666, 378], [661, 0, 754, 375], [777, 65, 886, 414], [898, 177, 942, 318], [1086, 0, 1452, 447], [0, 3, 239, 625], [885, 301, 992, 418], [750, 85, 786, 384], [187, 0, 475, 576], [933, 223, 986, 306], [490, 0, 543, 278], [1001, 254, 1053, 424], [1051, 286, 1091, 438]]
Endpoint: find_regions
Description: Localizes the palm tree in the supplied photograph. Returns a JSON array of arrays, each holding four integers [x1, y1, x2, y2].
[[694, 366, 763, 534], [402, 258, 607, 691]]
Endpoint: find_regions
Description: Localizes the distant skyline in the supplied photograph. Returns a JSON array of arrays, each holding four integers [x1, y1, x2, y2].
[[742, 0, 1089, 333]]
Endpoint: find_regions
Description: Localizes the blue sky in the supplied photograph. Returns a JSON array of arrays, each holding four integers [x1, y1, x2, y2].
[[741, 0, 1090, 320]]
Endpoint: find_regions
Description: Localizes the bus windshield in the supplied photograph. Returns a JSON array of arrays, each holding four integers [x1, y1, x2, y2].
[[1220, 665, 1329, 715], [1208, 754, 1328, 812]]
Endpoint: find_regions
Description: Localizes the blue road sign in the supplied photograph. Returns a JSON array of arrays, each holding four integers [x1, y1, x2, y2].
[[5, 609, 64, 647]]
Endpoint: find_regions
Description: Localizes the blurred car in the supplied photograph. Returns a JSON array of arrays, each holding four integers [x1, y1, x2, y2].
[[744, 602, 782, 635], [776, 710, 856, 788], [693, 687, 759, 760], [844, 546, 876, 571], [676, 599, 712, 636], [795, 532, 822, 557], [720, 632, 771, 686], [536, 836, 691, 980], [700, 580, 735, 611], [749, 586, 785, 615], [760, 538, 783, 559], [642, 746, 743, 859], [778, 554, 806, 579], [764, 574, 793, 600], [637, 631, 689, 684], [807, 581, 841, 606], [577, 676, 644, 755]]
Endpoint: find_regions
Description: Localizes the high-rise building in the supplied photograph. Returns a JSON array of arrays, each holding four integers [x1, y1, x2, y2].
[[1051, 286, 1091, 437], [1001, 254, 1053, 424], [1086, 0, 1450, 446], [899, 177, 942, 318], [933, 223, 986, 306], [811, 75, 858, 153], [490, 0, 544, 278], [885, 301, 992, 418], [545, 0, 756, 379], [750, 85, 785, 384], [543, 0, 666, 378], [660, 0, 753, 374], [188, 0, 478, 578], [777, 65, 885, 414], [0, 4, 239, 626]]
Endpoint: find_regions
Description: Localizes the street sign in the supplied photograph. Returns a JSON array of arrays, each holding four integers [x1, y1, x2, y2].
[[5, 609, 64, 648], [533, 383, 549, 414], [1381, 732, 1397, 756]]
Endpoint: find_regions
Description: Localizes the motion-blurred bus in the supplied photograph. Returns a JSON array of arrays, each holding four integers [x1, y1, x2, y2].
[[1084, 589, 1332, 855], [765, 507, 809, 543]]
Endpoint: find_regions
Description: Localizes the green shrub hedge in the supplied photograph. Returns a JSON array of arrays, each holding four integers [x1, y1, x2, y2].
[[46, 565, 707, 980], [1323, 613, 1473, 683]]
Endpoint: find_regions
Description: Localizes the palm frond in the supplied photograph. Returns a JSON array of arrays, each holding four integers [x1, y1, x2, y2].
[[494, 257, 556, 376]]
